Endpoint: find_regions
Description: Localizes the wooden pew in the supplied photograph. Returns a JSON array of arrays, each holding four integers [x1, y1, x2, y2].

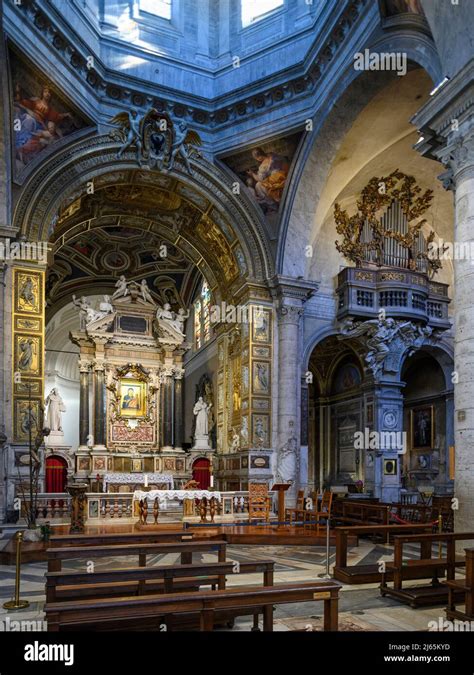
[[334, 523, 434, 584], [46, 540, 227, 575], [46, 560, 275, 603], [49, 531, 195, 548], [445, 548, 474, 622], [380, 532, 474, 607], [45, 580, 341, 632]]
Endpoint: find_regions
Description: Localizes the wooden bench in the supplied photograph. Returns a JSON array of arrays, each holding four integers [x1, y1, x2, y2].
[[48, 531, 195, 548], [445, 548, 474, 622], [45, 580, 341, 632], [46, 540, 227, 574], [380, 532, 474, 607], [46, 560, 275, 603], [334, 524, 434, 584]]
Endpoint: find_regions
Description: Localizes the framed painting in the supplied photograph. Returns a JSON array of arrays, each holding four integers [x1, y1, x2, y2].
[[131, 458, 142, 473], [119, 379, 146, 417], [410, 405, 434, 449]]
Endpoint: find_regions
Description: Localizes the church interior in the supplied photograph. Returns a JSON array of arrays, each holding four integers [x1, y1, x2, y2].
[[0, 0, 473, 654]]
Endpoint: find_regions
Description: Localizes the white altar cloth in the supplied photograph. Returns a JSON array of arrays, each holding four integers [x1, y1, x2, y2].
[[133, 489, 221, 502], [104, 473, 174, 491]]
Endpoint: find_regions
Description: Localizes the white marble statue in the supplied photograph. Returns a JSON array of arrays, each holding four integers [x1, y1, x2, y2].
[[173, 308, 190, 335], [193, 396, 212, 449], [140, 279, 154, 304], [230, 428, 240, 451], [44, 388, 66, 432], [99, 295, 114, 313], [194, 396, 211, 436], [72, 295, 91, 329], [155, 303, 189, 343], [112, 275, 129, 300]]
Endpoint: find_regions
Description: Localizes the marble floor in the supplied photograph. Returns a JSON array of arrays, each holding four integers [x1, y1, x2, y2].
[[0, 540, 464, 632]]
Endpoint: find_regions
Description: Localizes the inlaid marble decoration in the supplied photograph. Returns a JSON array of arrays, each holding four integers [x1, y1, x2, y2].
[[252, 361, 270, 395]]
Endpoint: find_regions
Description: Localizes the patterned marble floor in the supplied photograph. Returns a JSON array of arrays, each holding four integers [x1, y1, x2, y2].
[[0, 540, 462, 632]]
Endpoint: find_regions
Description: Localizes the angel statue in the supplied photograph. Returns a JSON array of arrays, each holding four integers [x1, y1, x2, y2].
[[168, 120, 202, 175], [140, 279, 155, 304], [109, 109, 143, 166]]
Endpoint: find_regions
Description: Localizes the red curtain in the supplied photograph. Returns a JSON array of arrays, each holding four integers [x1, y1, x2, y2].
[[45, 456, 67, 493], [192, 458, 210, 490]]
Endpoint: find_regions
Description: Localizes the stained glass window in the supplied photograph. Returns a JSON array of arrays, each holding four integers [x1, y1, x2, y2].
[[194, 281, 211, 349]]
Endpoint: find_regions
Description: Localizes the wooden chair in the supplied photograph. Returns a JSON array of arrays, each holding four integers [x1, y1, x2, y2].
[[304, 490, 333, 531], [248, 483, 271, 522], [285, 489, 305, 525]]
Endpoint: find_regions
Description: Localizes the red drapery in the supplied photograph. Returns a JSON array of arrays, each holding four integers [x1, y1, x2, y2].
[[192, 458, 210, 490], [45, 456, 67, 493]]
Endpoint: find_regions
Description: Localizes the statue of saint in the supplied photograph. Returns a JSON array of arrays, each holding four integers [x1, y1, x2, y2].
[[193, 396, 211, 437], [45, 388, 66, 432]]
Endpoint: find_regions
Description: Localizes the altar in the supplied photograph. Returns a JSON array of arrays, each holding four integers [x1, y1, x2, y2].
[[69, 277, 215, 494], [104, 473, 174, 491], [134, 489, 222, 524]]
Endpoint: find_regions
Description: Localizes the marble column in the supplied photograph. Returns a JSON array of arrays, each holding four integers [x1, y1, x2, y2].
[[93, 364, 106, 449], [444, 131, 474, 531], [161, 368, 174, 452], [78, 361, 90, 450], [174, 371, 184, 452], [271, 277, 318, 504], [412, 61, 474, 532]]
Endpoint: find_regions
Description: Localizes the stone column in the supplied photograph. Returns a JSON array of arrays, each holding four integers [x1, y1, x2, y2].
[[443, 131, 474, 531], [161, 366, 174, 452], [271, 277, 318, 504], [412, 63, 474, 532], [174, 369, 184, 452], [93, 364, 106, 449], [78, 360, 90, 450]]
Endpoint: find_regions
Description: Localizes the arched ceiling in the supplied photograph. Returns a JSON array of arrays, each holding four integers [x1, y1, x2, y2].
[[45, 167, 261, 317], [282, 67, 454, 295]]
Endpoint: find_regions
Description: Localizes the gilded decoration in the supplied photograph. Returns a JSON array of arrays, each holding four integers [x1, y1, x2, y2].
[[334, 171, 441, 276], [12, 267, 45, 442]]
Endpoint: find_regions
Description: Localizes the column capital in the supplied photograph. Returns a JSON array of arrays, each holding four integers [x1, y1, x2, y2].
[[270, 274, 319, 304], [78, 360, 92, 373], [411, 58, 474, 185]]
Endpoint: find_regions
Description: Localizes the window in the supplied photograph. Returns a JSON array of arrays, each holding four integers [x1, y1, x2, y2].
[[241, 0, 284, 27], [139, 0, 172, 20], [194, 281, 211, 349]]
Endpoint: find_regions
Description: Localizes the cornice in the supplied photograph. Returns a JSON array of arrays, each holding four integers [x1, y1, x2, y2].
[[5, 0, 374, 133]]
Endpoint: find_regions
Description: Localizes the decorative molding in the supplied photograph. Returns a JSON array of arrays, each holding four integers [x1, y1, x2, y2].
[[7, 0, 371, 132]]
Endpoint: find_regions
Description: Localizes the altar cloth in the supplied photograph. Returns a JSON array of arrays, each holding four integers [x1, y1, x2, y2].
[[104, 473, 174, 491], [133, 489, 221, 502]]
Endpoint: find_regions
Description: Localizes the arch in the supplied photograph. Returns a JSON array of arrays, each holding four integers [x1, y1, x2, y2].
[[277, 33, 442, 277], [192, 457, 211, 490], [45, 455, 68, 493], [12, 135, 273, 290]]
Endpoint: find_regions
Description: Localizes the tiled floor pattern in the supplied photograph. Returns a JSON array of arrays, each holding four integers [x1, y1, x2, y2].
[[0, 541, 462, 632]]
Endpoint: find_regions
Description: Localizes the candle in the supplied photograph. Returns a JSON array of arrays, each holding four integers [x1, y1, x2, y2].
[[210, 475, 214, 488], [144, 474, 148, 487]]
